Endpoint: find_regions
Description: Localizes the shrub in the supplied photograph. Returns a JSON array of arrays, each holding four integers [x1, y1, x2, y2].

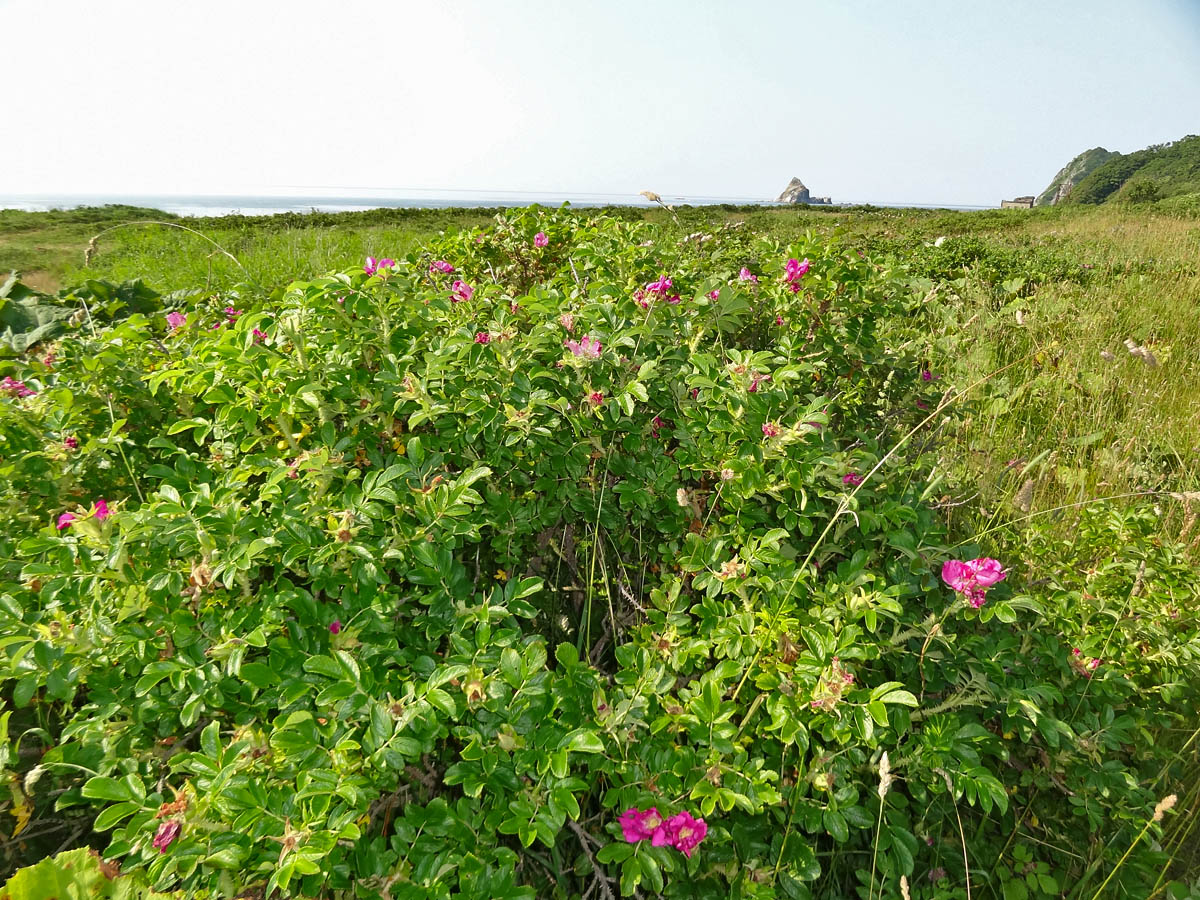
[[0, 209, 1196, 898]]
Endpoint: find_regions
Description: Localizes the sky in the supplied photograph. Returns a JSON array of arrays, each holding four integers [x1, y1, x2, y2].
[[2, 0, 1199, 206]]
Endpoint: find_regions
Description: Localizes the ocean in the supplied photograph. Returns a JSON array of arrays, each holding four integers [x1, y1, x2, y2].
[[0, 192, 990, 217]]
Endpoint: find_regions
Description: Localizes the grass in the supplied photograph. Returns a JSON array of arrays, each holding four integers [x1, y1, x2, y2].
[[5, 200, 1198, 528]]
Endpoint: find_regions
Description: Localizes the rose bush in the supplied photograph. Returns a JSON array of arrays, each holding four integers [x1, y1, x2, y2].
[[0, 208, 1196, 899]]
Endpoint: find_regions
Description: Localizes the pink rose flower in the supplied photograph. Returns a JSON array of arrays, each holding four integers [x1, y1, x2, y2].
[[941, 559, 972, 593], [843, 472, 863, 486], [762, 422, 780, 438], [166, 311, 187, 331], [534, 232, 548, 248], [94, 499, 110, 521], [330, 620, 341, 635], [64, 435, 79, 450], [661, 811, 708, 857], [942, 557, 1007, 607], [153, 821, 180, 853], [587, 391, 604, 407], [364, 257, 395, 275], [451, 280, 475, 303], [646, 276, 673, 295], [966, 557, 1006, 588], [56, 512, 76, 530], [707, 289, 720, 300], [619, 807, 664, 843], [739, 267, 758, 283], [784, 258, 810, 282], [429, 260, 456, 275], [1, 376, 35, 398], [565, 335, 602, 360], [475, 332, 491, 344]]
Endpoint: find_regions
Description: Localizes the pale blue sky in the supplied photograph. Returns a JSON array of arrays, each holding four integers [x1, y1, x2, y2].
[[2, 0, 1198, 205]]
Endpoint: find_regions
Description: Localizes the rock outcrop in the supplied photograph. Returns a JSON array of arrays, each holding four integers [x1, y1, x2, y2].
[[776, 177, 831, 205], [1035, 148, 1119, 206]]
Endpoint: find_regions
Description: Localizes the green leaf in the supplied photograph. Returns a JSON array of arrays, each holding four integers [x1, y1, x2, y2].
[[823, 808, 849, 842], [92, 801, 141, 831], [867, 700, 889, 727], [879, 689, 919, 707], [81, 776, 132, 802], [500, 648, 523, 688], [560, 729, 605, 754]]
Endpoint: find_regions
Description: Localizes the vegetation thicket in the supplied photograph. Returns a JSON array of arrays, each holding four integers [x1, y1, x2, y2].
[[1062, 135, 1200, 206], [0, 203, 1197, 900]]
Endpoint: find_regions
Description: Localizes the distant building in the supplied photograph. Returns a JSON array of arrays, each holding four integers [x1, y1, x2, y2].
[[777, 177, 832, 205], [1001, 196, 1035, 209]]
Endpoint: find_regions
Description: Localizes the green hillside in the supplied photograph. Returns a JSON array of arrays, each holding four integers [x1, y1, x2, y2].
[[1034, 146, 1118, 205], [1063, 134, 1200, 205]]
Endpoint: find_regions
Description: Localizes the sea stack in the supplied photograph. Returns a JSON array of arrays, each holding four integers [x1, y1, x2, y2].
[[777, 177, 832, 205]]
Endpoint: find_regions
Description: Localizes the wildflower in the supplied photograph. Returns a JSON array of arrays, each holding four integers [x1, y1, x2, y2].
[[843, 472, 863, 487], [717, 559, 744, 580], [330, 620, 342, 635], [660, 812, 707, 858], [748, 372, 771, 393], [720, 467, 735, 482], [915, 399, 930, 410], [811, 657, 855, 711], [64, 436, 78, 450], [153, 821, 181, 853], [762, 422, 780, 438], [690, 387, 699, 400], [967, 557, 1006, 587], [166, 311, 187, 331], [429, 260, 455, 275], [738, 267, 758, 283], [42, 350, 56, 366], [676, 488, 689, 508], [707, 289, 720, 300], [929, 867, 947, 882], [922, 369, 933, 381], [364, 256, 395, 275], [56, 512, 76, 530], [252, 328, 268, 344], [94, 499, 110, 521], [534, 232, 548, 248], [651, 415, 667, 438], [223, 307, 242, 320], [509, 300, 519, 314], [775, 315, 784, 326], [475, 332, 491, 344], [565, 335, 602, 360], [942, 557, 1006, 608], [451, 280, 475, 303], [783, 258, 809, 293], [619, 807, 664, 843], [646, 276, 673, 295], [1, 376, 35, 398], [587, 391, 604, 407], [559, 313, 575, 332]]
